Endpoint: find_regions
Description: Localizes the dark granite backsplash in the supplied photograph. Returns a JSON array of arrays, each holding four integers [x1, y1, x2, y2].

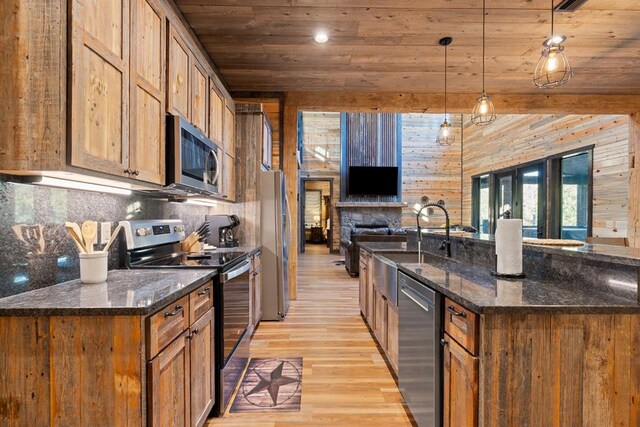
[[407, 230, 639, 300], [0, 178, 232, 298]]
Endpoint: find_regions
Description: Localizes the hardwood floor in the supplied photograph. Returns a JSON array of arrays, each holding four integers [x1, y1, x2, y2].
[[206, 243, 413, 426]]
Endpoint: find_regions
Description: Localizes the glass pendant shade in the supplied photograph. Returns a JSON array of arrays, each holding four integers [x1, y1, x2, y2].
[[436, 119, 455, 146], [471, 92, 496, 126], [533, 41, 573, 89]]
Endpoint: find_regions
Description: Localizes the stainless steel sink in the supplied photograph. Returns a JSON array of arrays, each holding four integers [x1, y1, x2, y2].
[[372, 251, 422, 308]]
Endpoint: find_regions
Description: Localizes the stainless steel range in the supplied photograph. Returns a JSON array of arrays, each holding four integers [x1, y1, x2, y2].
[[120, 219, 251, 417]]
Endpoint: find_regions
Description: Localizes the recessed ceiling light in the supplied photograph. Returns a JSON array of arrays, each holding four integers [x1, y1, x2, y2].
[[314, 31, 328, 44]]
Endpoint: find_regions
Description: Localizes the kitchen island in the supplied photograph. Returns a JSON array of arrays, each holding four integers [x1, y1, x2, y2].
[[0, 269, 217, 426], [358, 240, 640, 427]]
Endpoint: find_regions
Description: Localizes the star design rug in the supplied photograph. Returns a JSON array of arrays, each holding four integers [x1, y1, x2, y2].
[[230, 357, 303, 413]]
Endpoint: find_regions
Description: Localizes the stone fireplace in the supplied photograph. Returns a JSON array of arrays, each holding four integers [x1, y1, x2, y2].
[[337, 202, 406, 243]]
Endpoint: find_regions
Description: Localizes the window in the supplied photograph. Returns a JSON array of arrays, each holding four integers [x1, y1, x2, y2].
[[471, 148, 592, 240], [555, 151, 591, 240]]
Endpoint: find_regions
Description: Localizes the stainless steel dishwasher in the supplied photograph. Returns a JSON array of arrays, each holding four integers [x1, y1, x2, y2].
[[398, 271, 442, 427]]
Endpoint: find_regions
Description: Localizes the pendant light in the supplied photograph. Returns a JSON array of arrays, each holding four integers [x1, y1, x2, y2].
[[471, 0, 496, 126], [533, 0, 573, 89], [436, 37, 455, 146]]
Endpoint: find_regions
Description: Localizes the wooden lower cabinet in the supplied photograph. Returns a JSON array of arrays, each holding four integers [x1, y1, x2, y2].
[[359, 260, 368, 317], [386, 304, 399, 373], [443, 333, 478, 427], [373, 288, 388, 350], [189, 309, 215, 427], [148, 330, 191, 427]]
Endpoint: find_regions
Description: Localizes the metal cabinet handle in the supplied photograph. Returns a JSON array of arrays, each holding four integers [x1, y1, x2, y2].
[[197, 287, 211, 296], [164, 305, 184, 317], [447, 305, 467, 318], [441, 338, 448, 347], [124, 168, 133, 174], [192, 329, 199, 335], [133, 170, 140, 176]]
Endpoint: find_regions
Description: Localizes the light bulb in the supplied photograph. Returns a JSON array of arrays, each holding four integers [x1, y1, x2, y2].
[[479, 101, 488, 115], [546, 52, 558, 72], [442, 126, 449, 137]]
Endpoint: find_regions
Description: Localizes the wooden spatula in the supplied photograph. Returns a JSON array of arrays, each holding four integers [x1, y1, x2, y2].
[[65, 222, 87, 253], [81, 221, 97, 254]]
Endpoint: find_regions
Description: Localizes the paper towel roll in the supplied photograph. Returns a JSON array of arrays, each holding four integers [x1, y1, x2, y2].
[[495, 219, 523, 275]]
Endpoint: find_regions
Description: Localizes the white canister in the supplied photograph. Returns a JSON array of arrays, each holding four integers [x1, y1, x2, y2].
[[79, 252, 108, 284]]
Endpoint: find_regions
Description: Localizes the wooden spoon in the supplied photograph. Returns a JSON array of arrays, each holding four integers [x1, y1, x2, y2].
[[64, 222, 87, 253], [81, 221, 97, 254], [102, 225, 122, 253]]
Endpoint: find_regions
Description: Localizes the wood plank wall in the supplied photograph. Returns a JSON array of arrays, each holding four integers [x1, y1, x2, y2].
[[235, 97, 281, 169], [462, 114, 629, 237], [401, 114, 462, 227], [628, 113, 640, 246], [299, 112, 342, 252]]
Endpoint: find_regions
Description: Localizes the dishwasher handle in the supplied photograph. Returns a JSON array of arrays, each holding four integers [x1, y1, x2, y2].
[[400, 285, 433, 313]]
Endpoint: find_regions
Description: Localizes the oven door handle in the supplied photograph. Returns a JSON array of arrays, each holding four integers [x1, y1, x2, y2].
[[222, 259, 251, 283]]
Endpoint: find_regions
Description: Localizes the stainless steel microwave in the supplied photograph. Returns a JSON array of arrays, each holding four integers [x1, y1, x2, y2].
[[166, 114, 221, 196]]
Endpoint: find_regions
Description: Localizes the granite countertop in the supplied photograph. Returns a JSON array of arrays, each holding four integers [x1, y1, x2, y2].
[[415, 230, 640, 267], [398, 257, 640, 314], [0, 269, 217, 316], [211, 245, 262, 256], [358, 241, 411, 253]]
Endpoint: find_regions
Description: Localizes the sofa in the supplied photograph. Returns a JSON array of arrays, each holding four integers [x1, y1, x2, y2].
[[340, 225, 407, 277]]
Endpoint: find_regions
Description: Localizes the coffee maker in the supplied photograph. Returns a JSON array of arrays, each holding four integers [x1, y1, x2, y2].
[[205, 214, 240, 247]]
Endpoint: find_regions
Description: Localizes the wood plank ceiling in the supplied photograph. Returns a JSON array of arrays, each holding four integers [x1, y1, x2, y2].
[[175, 0, 640, 94]]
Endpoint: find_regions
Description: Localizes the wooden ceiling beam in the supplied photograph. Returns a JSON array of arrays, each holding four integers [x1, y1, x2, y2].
[[285, 92, 640, 114]]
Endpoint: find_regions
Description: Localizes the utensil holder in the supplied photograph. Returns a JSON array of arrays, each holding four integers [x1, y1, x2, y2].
[[79, 252, 108, 283]]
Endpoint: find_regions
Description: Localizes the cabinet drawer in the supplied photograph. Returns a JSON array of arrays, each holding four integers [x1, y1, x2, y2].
[[147, 295, 189, 360], [444, 298, 479, 355], [190, 281, 213, 323]]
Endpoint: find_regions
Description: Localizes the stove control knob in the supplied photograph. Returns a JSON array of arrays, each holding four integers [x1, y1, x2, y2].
[[174, 225, 185, 233], [136, 227, 151, 237]]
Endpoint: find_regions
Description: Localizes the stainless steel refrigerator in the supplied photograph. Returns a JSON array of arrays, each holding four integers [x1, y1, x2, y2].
[[260, 170, 291, 320]]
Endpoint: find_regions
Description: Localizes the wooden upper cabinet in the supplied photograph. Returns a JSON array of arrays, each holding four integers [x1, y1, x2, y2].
[[130, 0, 165, 185], [70, 0, 130, 177], [191, 60, 208, 133], [209, 82, 224, 146], [224, 103, 235, 157], [223, 153, 236, 202], [167, 25, 190, 119]]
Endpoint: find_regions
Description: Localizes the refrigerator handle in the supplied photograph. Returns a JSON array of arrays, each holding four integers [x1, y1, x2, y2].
[[284, 191, 292, 248]]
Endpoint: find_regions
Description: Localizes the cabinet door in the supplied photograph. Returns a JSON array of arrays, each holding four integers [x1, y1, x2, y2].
[[359, 261, 367, 318], [254, 263, 262, 325], [148, 330, 190, 427], [167, 25, 190, 119], [443, 334, 478, 427], [189, 309, 214, 427], [130, 0, 165, 184], [191, 60, 208, 133], [223, 153, 236, 201], [70, 0, 130, 177], [224, 103, 235, 157], [373, 289, 387, 350], [365, 265, 375, 327], [386, 304, 399, 374], [209, 82, 224, 145]]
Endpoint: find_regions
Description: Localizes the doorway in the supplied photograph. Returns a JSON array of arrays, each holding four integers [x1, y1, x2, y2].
[[299, 178, 334, 254]]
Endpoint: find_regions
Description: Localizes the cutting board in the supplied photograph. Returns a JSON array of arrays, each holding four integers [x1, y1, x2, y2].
[[523, 238, 585, 247]]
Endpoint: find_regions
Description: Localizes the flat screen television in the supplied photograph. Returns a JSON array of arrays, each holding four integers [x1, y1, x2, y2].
[[347, 166, 399, 196]]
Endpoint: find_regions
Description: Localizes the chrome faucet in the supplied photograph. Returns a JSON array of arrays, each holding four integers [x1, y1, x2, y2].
[[415, 197, 452, 258]]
